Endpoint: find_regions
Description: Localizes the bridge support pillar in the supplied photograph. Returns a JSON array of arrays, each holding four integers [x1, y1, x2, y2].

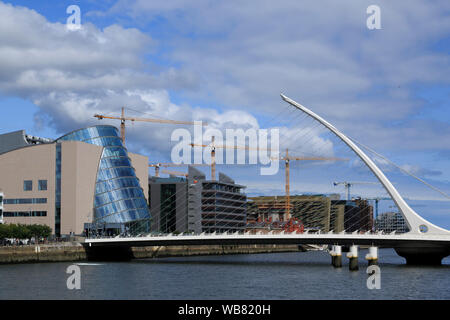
[[347, 245, 359, 271], [330, 245, 342, 268], [394, 246, 450, 265], [365, 246, 378, 266]]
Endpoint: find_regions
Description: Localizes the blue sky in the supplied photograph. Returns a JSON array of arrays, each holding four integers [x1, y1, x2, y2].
[[0, 0, 448, 227]]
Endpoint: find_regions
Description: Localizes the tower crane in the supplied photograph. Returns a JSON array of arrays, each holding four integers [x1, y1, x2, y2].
[[94, 107, 207, 145], [189, 136, 268, 181], [271, 149, 348, 221], [333, 181, 379, 201], [149, 163, 209, 177], [366, 197, 392, 219]]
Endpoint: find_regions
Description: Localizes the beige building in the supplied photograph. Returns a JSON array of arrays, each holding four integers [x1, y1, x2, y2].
[[0, 127, 149, 237]]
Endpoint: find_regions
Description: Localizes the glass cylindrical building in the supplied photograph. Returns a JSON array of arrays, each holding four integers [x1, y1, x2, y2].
[[56, 125, 150, 232]]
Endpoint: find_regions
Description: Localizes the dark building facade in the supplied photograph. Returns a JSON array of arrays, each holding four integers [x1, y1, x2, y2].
[[331, 198, 374, 232], [148, 176, 188, 233], [149, 166, 247, 234]]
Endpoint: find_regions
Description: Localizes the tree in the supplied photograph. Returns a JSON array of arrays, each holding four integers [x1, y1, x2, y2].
[[0, 224, 52, 244]]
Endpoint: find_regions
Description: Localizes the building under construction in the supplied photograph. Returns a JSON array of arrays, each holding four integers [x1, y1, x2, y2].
[[248, 195, 374, 233], [375, 211, 408, 233], [248, 195, 340, 232]]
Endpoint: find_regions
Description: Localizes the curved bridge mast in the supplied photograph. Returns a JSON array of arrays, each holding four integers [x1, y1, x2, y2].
[[280, 94, 449, 236]]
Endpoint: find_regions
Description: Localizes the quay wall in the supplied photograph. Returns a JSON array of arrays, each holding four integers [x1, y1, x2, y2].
[[0, 243, 304, 264]]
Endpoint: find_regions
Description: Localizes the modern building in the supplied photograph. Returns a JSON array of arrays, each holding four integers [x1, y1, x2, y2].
[[329, 201, 345, 232], [0, 190, 3, 224], [375, 211, 408, 233], [330, 198, 374, 232], [149, 176, 188, 233], [0, 126, 150, 237], [149, 166, 247, 234]]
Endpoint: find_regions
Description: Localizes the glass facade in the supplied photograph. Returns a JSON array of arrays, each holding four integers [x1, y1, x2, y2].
[[57, 126, 150, 229], [160, 184, 177, 233]]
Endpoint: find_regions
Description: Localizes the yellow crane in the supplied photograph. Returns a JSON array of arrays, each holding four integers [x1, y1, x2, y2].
[[271, 149, 348, 221], [190, 136, 269, 181], [149, 163, 209, 177], [94, 107, 207, 145]]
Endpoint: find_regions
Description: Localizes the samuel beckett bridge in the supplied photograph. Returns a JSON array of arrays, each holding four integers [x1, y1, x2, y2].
[[85, 94, 450, 266]]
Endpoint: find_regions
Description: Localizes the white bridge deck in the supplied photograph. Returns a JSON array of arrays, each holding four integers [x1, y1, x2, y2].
[[85, 232, 450, 248]]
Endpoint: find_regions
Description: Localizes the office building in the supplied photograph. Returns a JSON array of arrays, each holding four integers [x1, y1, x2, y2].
[[330, 198, 374, 232], [149, 166, 247, 234], [149, 176, 188, 233]]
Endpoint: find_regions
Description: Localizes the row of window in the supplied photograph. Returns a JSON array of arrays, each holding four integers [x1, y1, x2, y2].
[[98, 207, 150, 224], [94, 187, 145, 208], [58, 126, 119, 143], [96, 177, 141, 194], [23, 180, 47, 191], [3, 211, 47, 217], [87, 136, 123, 148], [103, 146, 128, 158], [96, 167, 136, 182], [99, 156, 132, 170], [3, 198, 47, 204], [95, 198, 149, 218]]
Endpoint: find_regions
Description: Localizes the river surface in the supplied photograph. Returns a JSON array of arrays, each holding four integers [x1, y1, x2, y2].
[[0, 249, 449, 300]]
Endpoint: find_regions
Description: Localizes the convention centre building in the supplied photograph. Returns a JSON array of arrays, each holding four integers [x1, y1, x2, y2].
[[0, 125, 150, 237]]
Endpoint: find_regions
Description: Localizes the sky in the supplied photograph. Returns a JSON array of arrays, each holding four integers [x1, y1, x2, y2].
[[0, 0, 448, 227]]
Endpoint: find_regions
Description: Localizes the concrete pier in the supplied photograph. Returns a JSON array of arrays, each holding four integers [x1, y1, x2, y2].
[[365, 246, 378, 266], [394, 246, 450, 265], [347, 245, 359, 271], [330, 245, 342, 268]]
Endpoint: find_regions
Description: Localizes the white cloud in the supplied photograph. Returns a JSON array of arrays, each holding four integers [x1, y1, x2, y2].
[[107, 0, 450, 153], [0, 1, 449, 200], [0, 1, 271, 158]]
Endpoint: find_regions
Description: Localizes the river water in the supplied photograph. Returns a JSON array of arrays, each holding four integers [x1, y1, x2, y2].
[[0, 248, 448, 300]]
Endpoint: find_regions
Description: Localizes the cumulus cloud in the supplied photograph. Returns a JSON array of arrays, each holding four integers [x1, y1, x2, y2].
[[0, 1, 268, 158], [0, 0, 449, 198], [106, 0, 450, 152]]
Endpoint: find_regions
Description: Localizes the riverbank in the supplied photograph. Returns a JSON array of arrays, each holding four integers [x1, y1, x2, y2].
[[0, 243, 307, 264]]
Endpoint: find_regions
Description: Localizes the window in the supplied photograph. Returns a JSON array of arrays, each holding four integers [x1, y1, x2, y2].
[[24, 180, 32, 191], [38, 180, 47, 191], [3, 198, 47, 204], [3, 211, 47, 217]]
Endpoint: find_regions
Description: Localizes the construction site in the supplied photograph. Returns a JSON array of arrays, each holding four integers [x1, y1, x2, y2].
[[0, 106, 408, 238]]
